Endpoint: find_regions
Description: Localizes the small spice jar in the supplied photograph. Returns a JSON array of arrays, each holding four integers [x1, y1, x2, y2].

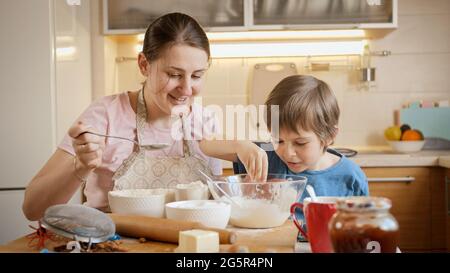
[[328, 197, 399, 253]]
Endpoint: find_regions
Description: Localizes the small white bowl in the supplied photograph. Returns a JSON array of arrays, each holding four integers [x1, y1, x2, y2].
[[387, 140, 425, 153], [165, 200, 231, 229], [108, 188, 175, 218], [175, 181, 210, 201]]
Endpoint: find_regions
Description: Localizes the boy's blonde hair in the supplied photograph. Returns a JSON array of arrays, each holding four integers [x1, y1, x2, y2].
[[265, 75, 340, 147]]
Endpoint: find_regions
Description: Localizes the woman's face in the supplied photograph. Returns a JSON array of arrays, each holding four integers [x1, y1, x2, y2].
[[139, 44, 209, 117], [272, 128, 327, 173]]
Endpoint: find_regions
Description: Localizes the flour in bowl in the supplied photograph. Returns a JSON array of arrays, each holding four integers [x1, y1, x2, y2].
[[226, 188, 298, 228]]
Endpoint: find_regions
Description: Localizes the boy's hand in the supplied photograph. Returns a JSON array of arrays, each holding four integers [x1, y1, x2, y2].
[[236, 141, 268, 182]]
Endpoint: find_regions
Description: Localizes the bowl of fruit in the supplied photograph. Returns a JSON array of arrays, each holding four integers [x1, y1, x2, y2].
[[384, 124, 425, 153]]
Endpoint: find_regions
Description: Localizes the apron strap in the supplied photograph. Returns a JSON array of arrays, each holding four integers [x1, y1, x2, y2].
[[180, 114, 194, 157], [136, 87, 147, 146]]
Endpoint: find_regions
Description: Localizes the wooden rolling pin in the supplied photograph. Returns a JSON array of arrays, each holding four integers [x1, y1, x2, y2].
[[108, 214, 236, 244]]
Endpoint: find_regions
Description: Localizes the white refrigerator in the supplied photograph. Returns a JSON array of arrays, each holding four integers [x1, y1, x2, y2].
[[0, 0, 91, 245]]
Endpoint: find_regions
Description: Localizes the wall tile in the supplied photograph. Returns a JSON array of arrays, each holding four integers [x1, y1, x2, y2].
[[337, 91, 450, 146], [204, 60, 230, 96], [372, 53, 450, 93], [371, 14, 450, 53], [399, 0, 450, 15]]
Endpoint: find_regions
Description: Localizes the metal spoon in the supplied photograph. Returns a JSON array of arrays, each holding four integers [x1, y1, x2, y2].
[[306, 185, 317, 202], [198, 170, 243, 208], [79, 131, 170, 151]]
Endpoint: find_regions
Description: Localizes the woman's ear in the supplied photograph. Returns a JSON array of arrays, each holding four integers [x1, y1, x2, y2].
[[138, 53, 150, 76]]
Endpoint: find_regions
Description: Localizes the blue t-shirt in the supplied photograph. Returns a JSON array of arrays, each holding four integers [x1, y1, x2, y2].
[[232, 143, 369, 241]]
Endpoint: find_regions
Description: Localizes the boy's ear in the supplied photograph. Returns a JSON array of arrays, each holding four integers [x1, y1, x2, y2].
[[333, 126, 339, 139], [325, 126, 339, 147]]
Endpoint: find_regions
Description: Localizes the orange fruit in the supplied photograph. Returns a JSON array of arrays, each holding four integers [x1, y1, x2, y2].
[[401, 129, 423, 141]]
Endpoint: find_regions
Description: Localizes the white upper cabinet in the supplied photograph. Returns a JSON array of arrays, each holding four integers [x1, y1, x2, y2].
[[103, 0, 397, 35], [104, 0, 246, 34], [252, 0, 397, 30]]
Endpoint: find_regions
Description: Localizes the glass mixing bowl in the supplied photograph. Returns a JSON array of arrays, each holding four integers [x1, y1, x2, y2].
[[208, 174, 307, 228]]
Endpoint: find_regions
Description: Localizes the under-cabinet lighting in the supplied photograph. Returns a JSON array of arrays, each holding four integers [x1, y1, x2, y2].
[[206, 30, 366, 41], [136, 30, 366, 42], [137, 33, 145, 42], [210, 40, 366, 58], [135, 30, 367, 57]]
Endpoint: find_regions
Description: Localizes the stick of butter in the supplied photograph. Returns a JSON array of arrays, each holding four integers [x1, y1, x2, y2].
[[175, 229, 219, 253]]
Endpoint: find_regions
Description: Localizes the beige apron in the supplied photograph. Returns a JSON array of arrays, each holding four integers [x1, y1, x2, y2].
[[112, 88, 214, 190]]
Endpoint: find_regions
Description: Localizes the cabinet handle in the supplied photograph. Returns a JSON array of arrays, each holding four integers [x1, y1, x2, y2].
[[367, 176, 415, 183]]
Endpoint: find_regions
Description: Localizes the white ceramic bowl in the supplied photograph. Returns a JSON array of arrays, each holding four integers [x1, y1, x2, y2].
[[165, 200, 231, 229], [108, 188, 175, 218], [387, 140, 425, 153], [175, 181, 210, 201]]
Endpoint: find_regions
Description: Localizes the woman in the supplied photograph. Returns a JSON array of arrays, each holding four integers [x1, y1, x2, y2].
[[23, 13, 267, 221]]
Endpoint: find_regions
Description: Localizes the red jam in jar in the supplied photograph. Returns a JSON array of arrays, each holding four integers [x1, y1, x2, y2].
[[328, 197, 399, 253]]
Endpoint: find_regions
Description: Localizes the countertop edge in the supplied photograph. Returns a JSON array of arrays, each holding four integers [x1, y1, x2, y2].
[[351, 156, 444, 168]]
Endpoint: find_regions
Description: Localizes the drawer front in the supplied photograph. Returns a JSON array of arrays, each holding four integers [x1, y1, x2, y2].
[[363, 167, 431, 251], [446, 169, 450, 251]]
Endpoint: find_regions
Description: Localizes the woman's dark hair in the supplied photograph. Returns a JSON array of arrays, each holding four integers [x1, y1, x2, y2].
[[142, 12, 210, 62]]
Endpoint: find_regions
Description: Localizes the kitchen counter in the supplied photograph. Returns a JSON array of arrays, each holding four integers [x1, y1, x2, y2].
[[0, 221, 301, 253], [223, 148, 450, 169], [348, 149, 450, 168], [438, 155, 450, 168]]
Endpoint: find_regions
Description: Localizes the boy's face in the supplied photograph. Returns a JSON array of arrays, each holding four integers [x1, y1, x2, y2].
[[271, 128, 327, 173]]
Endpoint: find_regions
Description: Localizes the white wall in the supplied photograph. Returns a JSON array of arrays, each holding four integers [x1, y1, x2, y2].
[[106, 0, 450, 148]]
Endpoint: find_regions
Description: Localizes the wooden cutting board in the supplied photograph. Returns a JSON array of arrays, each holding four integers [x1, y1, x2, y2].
[[248, 62, 298, 140], [250, 62, 298, 107]]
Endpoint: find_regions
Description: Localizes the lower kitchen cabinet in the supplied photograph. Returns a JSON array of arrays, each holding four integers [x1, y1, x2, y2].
[[362, 167, 448, 252], [446, 169, 450, 251]]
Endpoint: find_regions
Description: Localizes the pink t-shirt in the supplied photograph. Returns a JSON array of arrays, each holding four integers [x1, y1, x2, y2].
[[59, 92, 222, 209]]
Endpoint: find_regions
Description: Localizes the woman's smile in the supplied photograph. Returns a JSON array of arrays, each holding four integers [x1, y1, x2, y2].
[[168, 93, 189, 105]]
